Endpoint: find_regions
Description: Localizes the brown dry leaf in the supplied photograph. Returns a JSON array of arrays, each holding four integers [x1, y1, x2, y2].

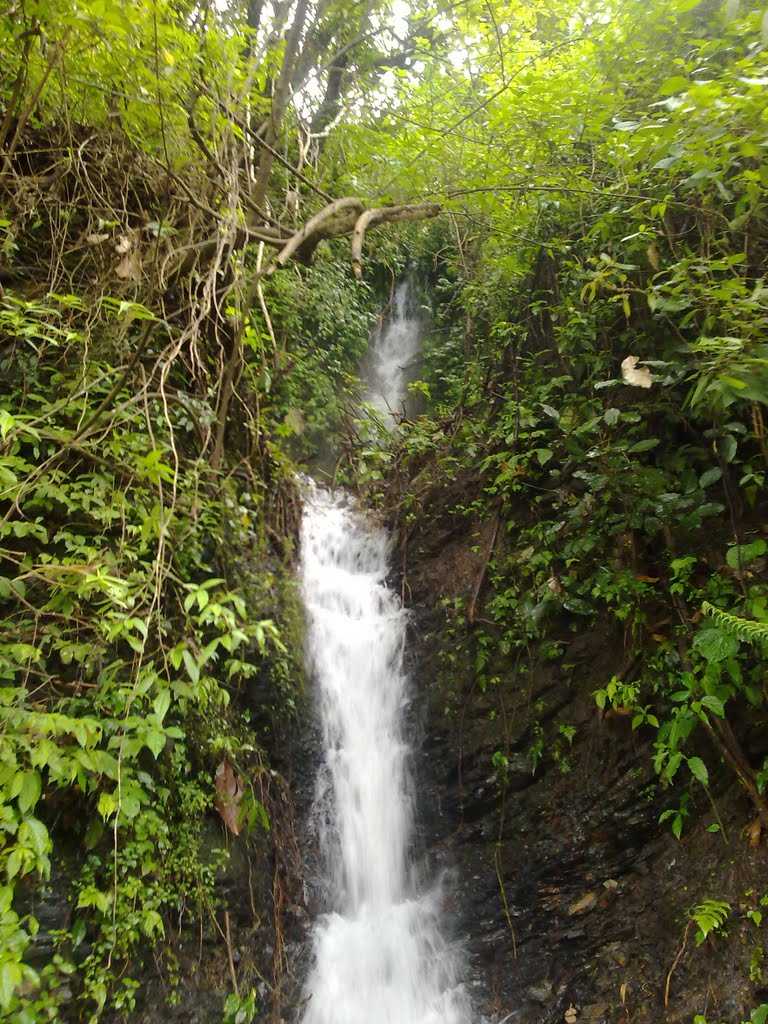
[[86, 232, 109, 245], [619, 982, 629, 1006], [568, 891, 597, 915], [215, 758, 244, 836], [564, 1005, 578, 1023], [621, 355, 653, 389], [646, 242, 661, 270], [116, 250, 141, 281], [115, 234, 132, 254]]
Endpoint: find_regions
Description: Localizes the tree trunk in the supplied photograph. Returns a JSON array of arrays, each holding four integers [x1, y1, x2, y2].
[[252, 0, 310, 209]]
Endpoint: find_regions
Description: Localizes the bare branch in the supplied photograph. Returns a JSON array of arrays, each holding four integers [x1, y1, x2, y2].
[[267, 197, 365, 272], [350, 203, 441, 279]]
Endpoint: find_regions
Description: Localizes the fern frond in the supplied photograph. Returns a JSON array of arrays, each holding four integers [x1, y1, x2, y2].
[[701, 602, 768, 646]]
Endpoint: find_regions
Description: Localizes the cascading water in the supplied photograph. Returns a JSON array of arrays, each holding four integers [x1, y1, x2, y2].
[[298, 282, 470, 1024], [362, 277, 423, 427]]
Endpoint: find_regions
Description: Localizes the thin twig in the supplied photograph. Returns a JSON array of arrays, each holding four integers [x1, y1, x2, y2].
[[665, 920, 691, 1007]]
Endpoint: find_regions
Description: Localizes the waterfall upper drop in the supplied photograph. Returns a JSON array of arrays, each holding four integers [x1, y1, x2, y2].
[[299, 490, 470, 1024], [363, 277, 423, 428]]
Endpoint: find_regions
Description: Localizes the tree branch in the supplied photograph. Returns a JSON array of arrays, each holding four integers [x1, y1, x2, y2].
[[350, 202, 441, 279], [252, 198, 443, 276], [267, 197, 365, 272]]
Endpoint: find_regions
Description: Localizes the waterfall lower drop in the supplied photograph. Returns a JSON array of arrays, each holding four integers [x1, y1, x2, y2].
[[300, 493, 470, 1024], [299, 280, 470, 1024]]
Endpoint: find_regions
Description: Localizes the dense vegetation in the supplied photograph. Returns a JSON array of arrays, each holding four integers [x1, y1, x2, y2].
[[377, 0, 768, 828], [2, 0, 768, 1020]]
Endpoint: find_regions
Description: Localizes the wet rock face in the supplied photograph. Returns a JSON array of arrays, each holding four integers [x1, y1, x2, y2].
[[100, 821, 281, 1024], [19, 870, 72, 967], [402, 502, 768, 1024]]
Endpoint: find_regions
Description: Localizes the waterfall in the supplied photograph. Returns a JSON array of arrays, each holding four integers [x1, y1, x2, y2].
[[298, 279, 470, 1024], [362, 278, 423, 427]]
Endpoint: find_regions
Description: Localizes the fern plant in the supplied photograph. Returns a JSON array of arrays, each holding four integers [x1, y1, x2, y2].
[[690, 899, 731, 946], [701, 602, 768, 647]]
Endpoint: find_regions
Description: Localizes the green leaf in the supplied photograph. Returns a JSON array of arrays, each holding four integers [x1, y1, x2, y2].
[[97, 791, 117, 820], [142, 909, 165, 939], [699, 467, 722, 488], [0, 961, 22, 1009], [696, 502, 725, 520], [153, 689, 171, 722], [0, 411, 14, 441], [718, 435, 737, 463], [693, 626, 739, 663], [726, 539, 766, 569], [169, 644, 184, 670], [659, 75, 689, 96], [182, 649, 199, 684], [17, 770, 42, 813], [700, 694, 725, 718], [6, 849, 23, 880], [77, 886, 111, 915], [687, 757, 709, 786], [144, 728, 166, 758], [19, 817, 50, 859], [628, 438, 660, 454], [666, 751, 683, 781], [120, 793, 141, 819]]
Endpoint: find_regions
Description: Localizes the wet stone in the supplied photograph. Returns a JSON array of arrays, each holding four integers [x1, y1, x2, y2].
[[527, 979, 554, 1004]]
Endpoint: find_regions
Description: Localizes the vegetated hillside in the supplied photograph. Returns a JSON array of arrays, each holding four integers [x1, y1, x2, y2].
[[0, 2, 408, 1020], [3, 0, 768, 1022], [359, 2, 768, 1018]]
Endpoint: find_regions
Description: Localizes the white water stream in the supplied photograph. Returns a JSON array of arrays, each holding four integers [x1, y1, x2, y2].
[[363, 278, 423, 427], [299, 282, 470, 1024]]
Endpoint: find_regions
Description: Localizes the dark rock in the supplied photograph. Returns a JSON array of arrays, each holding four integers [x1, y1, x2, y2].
[[527, 979, 554, 1003], [397, 480, 766, 1024]]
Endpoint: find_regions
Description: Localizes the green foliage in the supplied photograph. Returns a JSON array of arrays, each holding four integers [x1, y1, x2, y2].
[[690, 899, 731, 945], [4, 0, 768, 1013], [659, 796, 691, 841], [0, 0, 418, 1007], [262, 255, 379, 456], [702, 602, 768, 647], [223, 989, 258, 1024], [364, 0, 768, 852], [695, 1008, 768, 1024], [0, 289, 300, 1017]]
